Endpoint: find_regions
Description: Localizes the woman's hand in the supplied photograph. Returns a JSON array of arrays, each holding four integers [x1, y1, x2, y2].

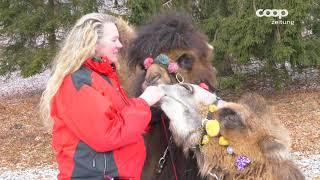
[[139, 86, 165, 106]]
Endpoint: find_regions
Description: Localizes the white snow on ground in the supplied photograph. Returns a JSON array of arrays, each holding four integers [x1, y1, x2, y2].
[[0, 165, 57, 180], [0, 152, 319, 180], [293, 152, 320, 180], [0, 70, 50, 98]]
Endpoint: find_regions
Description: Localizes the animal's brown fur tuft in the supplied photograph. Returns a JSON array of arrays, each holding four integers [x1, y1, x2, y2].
[[114, 17, 141, 97], [192, 94, 304, 179]]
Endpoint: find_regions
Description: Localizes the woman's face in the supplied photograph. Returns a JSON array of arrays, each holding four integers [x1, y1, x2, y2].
[[95, 22, 123, 64]]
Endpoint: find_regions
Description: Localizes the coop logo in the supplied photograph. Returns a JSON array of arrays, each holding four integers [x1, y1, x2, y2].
[[256, 9, 288, 19], [256, 9, 294, 25]]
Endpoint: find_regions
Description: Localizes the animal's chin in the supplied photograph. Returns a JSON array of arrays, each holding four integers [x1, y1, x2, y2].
[[170, 127, 202, 151], [184, 131, 202, 148], [160, 96, 202, 149]]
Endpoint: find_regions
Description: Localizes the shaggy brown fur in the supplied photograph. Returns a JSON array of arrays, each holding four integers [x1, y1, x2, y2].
[[196, 95, 304, 180], [115, 17, 146, 97], [127, 12, 211, 69], [159, 84, 304, 180]]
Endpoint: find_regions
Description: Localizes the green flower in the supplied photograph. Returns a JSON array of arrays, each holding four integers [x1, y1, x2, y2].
[[155, 54, 169, 65]]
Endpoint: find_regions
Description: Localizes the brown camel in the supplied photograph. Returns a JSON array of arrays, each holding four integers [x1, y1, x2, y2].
[[115, 12, 218, 179], [159, 83, 305, 180]]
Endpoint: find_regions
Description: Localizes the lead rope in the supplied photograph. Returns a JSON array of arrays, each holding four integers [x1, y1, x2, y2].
[[161, 114, 179, 180]]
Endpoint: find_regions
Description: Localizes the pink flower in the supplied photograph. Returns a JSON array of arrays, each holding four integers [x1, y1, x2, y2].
[[143, 57, 154, 69], [168, 63, 179, 73], [199, 82, 209, 91]]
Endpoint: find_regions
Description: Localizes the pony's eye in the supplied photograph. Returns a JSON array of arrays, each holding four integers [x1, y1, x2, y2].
[[177, 54, 194, 70], [179, 83, 194, 94], [139, 64, 146, 71]]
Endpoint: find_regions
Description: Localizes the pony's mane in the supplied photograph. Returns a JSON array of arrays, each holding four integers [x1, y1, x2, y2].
[[127, 12, 210, 69]]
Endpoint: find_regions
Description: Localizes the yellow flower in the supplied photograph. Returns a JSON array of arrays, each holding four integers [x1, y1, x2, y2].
[[205, 120, 220, 137], [202, 135, 210, 145], [219, 136, 229, 146], [208, 104, 218, 112]]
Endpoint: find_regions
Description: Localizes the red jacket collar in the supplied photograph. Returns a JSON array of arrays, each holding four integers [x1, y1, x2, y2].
[[83, 56, 116, 77]]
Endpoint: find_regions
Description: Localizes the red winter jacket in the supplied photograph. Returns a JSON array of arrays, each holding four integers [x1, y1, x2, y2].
[[50, 56, 151, 180]]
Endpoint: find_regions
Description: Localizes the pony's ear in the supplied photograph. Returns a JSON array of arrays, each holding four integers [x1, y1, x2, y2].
[[259, 136, 288, 160], [218, 108, 245, 129]]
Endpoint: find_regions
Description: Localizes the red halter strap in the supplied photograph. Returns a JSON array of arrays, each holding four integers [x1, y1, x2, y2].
[[161, 114, 178, 180]]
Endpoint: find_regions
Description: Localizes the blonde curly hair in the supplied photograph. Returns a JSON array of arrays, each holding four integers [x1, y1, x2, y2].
[[39, 13, 116, 131]]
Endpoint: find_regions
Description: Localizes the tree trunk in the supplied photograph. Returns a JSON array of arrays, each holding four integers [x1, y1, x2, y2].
[[114, 0, 119, 7], [220, 55, 235, 76], [48, 0, 56, 49]]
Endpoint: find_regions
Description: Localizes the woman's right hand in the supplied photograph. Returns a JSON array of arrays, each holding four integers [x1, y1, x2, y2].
[[139, 86, 165, 106]]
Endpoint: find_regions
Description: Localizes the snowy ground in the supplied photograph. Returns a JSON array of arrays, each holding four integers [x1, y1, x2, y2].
[[292, 153, 320, 180], [0, 165, 57, 180], [0, 70, 50, 98]]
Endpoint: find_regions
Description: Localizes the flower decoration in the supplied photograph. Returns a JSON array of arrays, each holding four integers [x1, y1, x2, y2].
[[226, 146, 234, 155], [143, 57, 154, 69], [205, 119, 220, 137], [235, 155, 251, 170], [218, 136, 229, 146], [155, 54, 169, 65], [168, 63, 179, 73], [143, 53, 180, 74], [199, 82, 209, 91]]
